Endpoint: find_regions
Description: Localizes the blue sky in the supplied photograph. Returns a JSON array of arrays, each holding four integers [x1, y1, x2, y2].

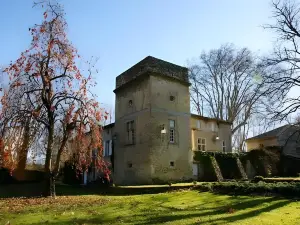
[[0, 0, 275, 111]]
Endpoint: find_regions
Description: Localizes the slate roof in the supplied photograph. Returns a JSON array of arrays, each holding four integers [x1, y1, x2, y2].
[[114, 56, 189, 91], [246, 125, 291, 141]]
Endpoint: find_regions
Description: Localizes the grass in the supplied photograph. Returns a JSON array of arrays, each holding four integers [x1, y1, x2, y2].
[[1, 185, 300, 225]]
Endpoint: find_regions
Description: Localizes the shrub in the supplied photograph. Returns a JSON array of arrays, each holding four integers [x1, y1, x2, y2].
[[194, 151, 248, 181], [280, 155, 300, 177], [214, 154, 241, 179], [0, 168, 15, 184], [194, 152, 218, 181], [196, 181, 300, 197], [263, 177, 300, 183], [241, 148, 281, 177], [63, 161, 82, 185], [253, 176, 264, 183]]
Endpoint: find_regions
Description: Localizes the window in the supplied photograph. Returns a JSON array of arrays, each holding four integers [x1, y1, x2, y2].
[[196, 120, 201, 129], [197, 138, 206, 151], [128, 162, 133, 168], [169, 120, 175, 143], [222, 140, 226, 152], [109, 140, 112, 156], [126, 120, 135, 144], [104, 140, 110, 156], [103, 140, 113, 156], [211, 123, 217, 132], [170, 161, 175, 167], [170, 95, 175, 101]]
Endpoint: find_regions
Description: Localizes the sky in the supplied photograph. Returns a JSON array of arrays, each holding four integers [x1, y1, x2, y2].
[[0, 0, 276, 112]]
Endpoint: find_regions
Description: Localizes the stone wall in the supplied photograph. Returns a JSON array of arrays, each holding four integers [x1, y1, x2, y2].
[[115, 56, 189, 89], [113, 73, 193, 185]]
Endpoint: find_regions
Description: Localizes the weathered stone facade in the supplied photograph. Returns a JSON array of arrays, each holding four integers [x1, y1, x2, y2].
[[103, 56, 232, 185]]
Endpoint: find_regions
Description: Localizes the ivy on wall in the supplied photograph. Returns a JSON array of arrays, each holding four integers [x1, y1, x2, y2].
[[215, 154, 241, 179], [240, 147, 281, 177], [194, 151, 224, 181], [194, 151, 247, 181], [194, 146, 295, 181]]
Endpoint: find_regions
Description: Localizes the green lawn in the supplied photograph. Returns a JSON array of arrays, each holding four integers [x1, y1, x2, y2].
[[1, 189, 300, 225]]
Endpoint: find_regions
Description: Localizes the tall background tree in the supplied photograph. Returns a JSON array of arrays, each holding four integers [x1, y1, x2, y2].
[[263, 0, 300, 124], [0, 1, 108, 196], [189, 44, 269, 151]]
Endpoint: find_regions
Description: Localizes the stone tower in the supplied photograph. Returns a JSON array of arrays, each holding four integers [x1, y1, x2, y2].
[[113, 56, 192, 185]]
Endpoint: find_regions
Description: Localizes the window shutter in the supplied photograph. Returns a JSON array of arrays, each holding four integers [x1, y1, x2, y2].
[[109, 140, 112, 155], [103, 141, 106, 156]]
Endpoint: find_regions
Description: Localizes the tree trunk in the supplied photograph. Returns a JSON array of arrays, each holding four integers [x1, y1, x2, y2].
[[43, 172, 56, 197], [43, 119, 55, 197], [16, 119, 31, 179], [0, 137, 4, 167]]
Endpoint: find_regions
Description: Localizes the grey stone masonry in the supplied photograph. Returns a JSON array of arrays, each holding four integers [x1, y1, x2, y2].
[[115, 56, 189, 90]]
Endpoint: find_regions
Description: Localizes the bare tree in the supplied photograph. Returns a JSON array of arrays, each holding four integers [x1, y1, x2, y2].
[[263, 0, 300, 123], [189, 44, 269, 149]]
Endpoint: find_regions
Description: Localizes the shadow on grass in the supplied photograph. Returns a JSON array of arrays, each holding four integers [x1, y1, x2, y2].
[[0, 182, 45, 198], [0, 182, 196, 198], [193, 200, 290, 225], [24, 196, 291, 225], [142, 197, 290, 225]]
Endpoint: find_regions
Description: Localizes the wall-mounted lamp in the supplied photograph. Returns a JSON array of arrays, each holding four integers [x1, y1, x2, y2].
[[215, 135, 219, 140], [161, 125, 167, 134]]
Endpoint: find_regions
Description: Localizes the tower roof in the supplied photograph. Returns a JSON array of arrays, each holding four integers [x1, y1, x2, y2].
[[114, 56, 189, 92]]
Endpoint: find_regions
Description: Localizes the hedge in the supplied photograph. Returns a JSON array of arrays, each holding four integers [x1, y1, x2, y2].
[[0, 168, 45, 184], [194, 151, 223, 181], [193, 147, 287, 180], [197, 181, 300, 197], [280, 155, 300, 177], [63, 161, 83, 185], [214, 154, 243, 179], [240, 147, 281, 177], [259, 177, 300, 183], [194, 151, 246, 181], [0, 168, 15, 184]]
